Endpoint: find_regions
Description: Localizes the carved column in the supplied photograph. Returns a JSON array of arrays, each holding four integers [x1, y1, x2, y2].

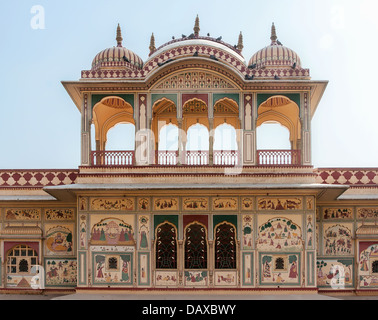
[[81, 93, 92, 166], [209, 119, 214, 165]]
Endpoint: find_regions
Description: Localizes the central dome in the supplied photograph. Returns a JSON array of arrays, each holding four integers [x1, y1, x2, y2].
[[91, 24, 143, 71], [248, 23, 301, 69]]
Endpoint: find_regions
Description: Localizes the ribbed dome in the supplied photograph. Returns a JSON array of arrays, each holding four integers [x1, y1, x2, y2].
[[248, 23, 301, 69], [91, 24, 143, 71]]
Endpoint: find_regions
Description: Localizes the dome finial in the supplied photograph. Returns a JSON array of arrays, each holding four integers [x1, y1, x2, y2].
[[194, 15, 200, 37], [270, 22, 277, 43], [237, 31, 243, 52], [149, 32, 156, 55], [116, 23, 123, 47]]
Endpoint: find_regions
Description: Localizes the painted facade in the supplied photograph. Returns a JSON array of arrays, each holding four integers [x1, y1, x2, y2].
[[1, 17, 378, 294]]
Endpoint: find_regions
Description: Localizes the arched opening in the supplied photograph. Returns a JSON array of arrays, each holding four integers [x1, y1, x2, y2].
[[186, 123, 209, 165], [256, 121, 291, 150], [256, 95, 301, 165], [155, 222, 178, 270], [6, 244, 39, 288], [214, 222, 237, 269], [106, 122, 135, 151], [214, 123, 238, 165], [157, 124, 179, 165], [91, 96, 135, 166], [184, 222, 208, 269], [151, 98, 178, 165]]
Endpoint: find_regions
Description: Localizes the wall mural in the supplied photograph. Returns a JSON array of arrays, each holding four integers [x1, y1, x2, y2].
[[5, 209, 40, 220], [45, 224, 74, 255], [323, 224, 353, 255], [45, 259, 77, 287], [323, 208, 353, 220], [317, 258, 354, 289], [306, 197, 314, 211], [257, 217, 302, 252], [260, 254, 300, 285], [45, 209, 74, 220], [212, 197, 238, 211], [183, 198, 208, 211], [184, 271, 208, 286], [138, 198, 150, 211], [93, 252, 133, 285], [215, 271, 237, 286], [242, 252, 253, 285], [241, 198, 253, 210], [90, 217, 135, 246], [138, 252, 149, 285], [155, 271, 177, 286], [257, 198, 302, 210], [138, 215, 150, 250], [357, 208, 378, 219], [306, 214, 314, 248], [242, 215, 253, 250], [79, 197, 88, 211], [153, 198, 179, 211], [359, 243, 378, 288], [90, 198, 134, 211], [79, 215, 87, 249]]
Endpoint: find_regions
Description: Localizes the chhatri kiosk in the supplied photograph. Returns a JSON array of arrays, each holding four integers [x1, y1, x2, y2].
[[1, 17, 378, 294]]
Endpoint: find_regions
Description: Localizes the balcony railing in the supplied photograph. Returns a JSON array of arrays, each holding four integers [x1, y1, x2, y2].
[[91, 150, 135, 166], [214, 150, 239, 166], [186, 150, 209, 165], [257, 149, 301, 166], [90, 150, 300, 166], [155, 150, 179, 165]]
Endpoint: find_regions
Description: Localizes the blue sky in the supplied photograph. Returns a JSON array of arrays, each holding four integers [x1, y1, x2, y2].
[[0, 0, 377, 169]]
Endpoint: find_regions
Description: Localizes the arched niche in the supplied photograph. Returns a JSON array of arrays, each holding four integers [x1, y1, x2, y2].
[[182, 98, 209, 132], [151, 98, 177, 150], [92, 96, 135, 150], [186, 123, 209, 151], [213, 97, 240, 130], [256, 95, 301, 149]]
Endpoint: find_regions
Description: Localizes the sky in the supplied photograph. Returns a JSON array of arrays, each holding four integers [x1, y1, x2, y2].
[[0, 0, 378, 169]]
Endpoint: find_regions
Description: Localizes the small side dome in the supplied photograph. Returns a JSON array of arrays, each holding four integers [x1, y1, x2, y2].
[[91, 24, 143, 71], [248, 23, 301, 69]]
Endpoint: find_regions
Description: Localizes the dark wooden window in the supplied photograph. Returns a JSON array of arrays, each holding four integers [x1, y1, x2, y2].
[[215, 222, 236, 269], [156, 222, 177, 269], [185, 223, 207, 269]]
